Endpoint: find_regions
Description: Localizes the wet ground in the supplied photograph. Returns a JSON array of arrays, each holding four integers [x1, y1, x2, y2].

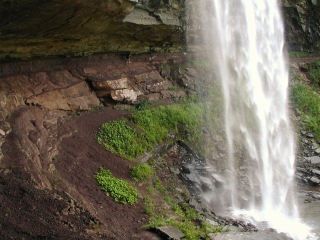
[[297, 184, 320, 239]]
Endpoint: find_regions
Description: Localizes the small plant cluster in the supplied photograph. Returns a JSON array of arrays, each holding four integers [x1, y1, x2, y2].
[[288, 51, 314, 58], [136, 99, 152, 111], [94, 167, 138, 205], [129, 103, 206, 149], [143, 203, 225, 239], [97, 119, 151, 161], [306, 60, 320, 85], [140, 170, 226, 240], [97, 103, 210, 160], [143, 195, 155, 216], [291, 83, 320, 139], [131, 164, 154, 182]]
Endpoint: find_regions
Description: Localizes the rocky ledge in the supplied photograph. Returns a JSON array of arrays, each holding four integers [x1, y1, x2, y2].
[[0, 53, 205, 120]]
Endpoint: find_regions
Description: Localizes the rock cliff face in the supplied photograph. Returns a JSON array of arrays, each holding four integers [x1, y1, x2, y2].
[[0, 0, 186, 61], [0, 53, 200, 120], [282, 0, 320, 52], [0, 0, 319, 62]]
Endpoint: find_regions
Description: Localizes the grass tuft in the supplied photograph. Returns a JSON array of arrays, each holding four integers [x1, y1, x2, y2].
[[131, 164, 154, 182]]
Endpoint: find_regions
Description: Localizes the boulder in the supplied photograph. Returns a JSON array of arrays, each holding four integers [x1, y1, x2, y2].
[[309, 177, 320, 185], [91, 78, 129, 91], [146, 80, 173, 93], [0, 129, 5, 136], [157, 226, 185, 240], [305, 156, 320, 164], [26, 82, 100, 111], [174, 68, 197, 90], [111, 89, 142, 104], [161, 90, 187, 99]]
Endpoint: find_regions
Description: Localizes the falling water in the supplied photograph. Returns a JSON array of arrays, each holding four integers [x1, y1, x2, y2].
[[187, 0, 314, 239]]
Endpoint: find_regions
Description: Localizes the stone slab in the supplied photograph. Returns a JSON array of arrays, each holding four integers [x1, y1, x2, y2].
[[305, 156, 320, 164], [157, 226, 185, 240]]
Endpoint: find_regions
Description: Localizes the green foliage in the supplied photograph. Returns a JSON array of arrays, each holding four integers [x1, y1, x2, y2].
[[98, 103, 210, 160], [137, 99, 152, 111], [142, 214, 167, 228], [306, 60, 320, 85], [143, 214, 225, 240], [154, 176, 167, 194], [143, 195, 155, 216], [146, 186, 156, 195], [289, 68, 304, 82], [291, 83, 320, 139], [129, 103, 206, 146], [288, 51, 313, 58], [161, 64, 171, 70], [142, 188, 226, 239], [131, 164, 154, 182], [97, 119, 149, 161], [94, 167, 139, 205], [148, 159, 156, 165]]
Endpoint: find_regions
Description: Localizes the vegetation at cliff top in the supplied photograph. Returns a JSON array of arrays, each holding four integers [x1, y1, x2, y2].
[[94, 167, 138, 205]]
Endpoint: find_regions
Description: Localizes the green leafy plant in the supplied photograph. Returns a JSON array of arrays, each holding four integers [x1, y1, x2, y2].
[[148, 159, 156, 165], [291, 83, 320, 139], [97, 119, 150, 161], [137, 99, 152, 111], [131, 164, 154, 182], [154, 176, 167, 194], [142, 214, 167, 228], [143, 195, 155, 216], [288, 51, 313, 58], [306, 60, 320, 85], [94, 167, 139, 205], [97, 103, 215, 160]]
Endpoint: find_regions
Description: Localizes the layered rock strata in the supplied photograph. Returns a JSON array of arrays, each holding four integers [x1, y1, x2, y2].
[[0, 53, 201, 120]]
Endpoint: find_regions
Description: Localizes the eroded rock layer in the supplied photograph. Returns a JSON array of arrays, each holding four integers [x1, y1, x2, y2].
[[0, 53, 201, 120], [0, 0, 186, 61]]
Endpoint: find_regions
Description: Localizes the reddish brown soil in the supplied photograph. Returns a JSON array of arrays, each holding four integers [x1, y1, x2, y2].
[[0, 106, 164, 240]]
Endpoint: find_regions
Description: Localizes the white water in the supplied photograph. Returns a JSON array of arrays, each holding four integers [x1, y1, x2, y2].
[[187, 0, 315, 239]]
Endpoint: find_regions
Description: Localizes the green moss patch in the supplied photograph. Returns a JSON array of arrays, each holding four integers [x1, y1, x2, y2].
[[291, 83, 320, 139], [97, 103, 213, 161], [131, 164, 154, 182], [94, 167, 139, 205]]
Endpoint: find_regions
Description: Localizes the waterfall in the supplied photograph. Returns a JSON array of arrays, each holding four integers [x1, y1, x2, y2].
[[187, 0, 314, 239]]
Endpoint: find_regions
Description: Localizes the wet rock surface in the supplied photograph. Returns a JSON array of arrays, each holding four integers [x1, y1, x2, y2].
[[0, 0, 186, 61], [164, 140, 294, 238], [282, 0, 320, 52], [293, 108, 320, 187]]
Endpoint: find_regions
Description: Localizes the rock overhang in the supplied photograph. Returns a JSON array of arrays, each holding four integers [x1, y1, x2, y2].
[[0, 0, 187, 61]]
